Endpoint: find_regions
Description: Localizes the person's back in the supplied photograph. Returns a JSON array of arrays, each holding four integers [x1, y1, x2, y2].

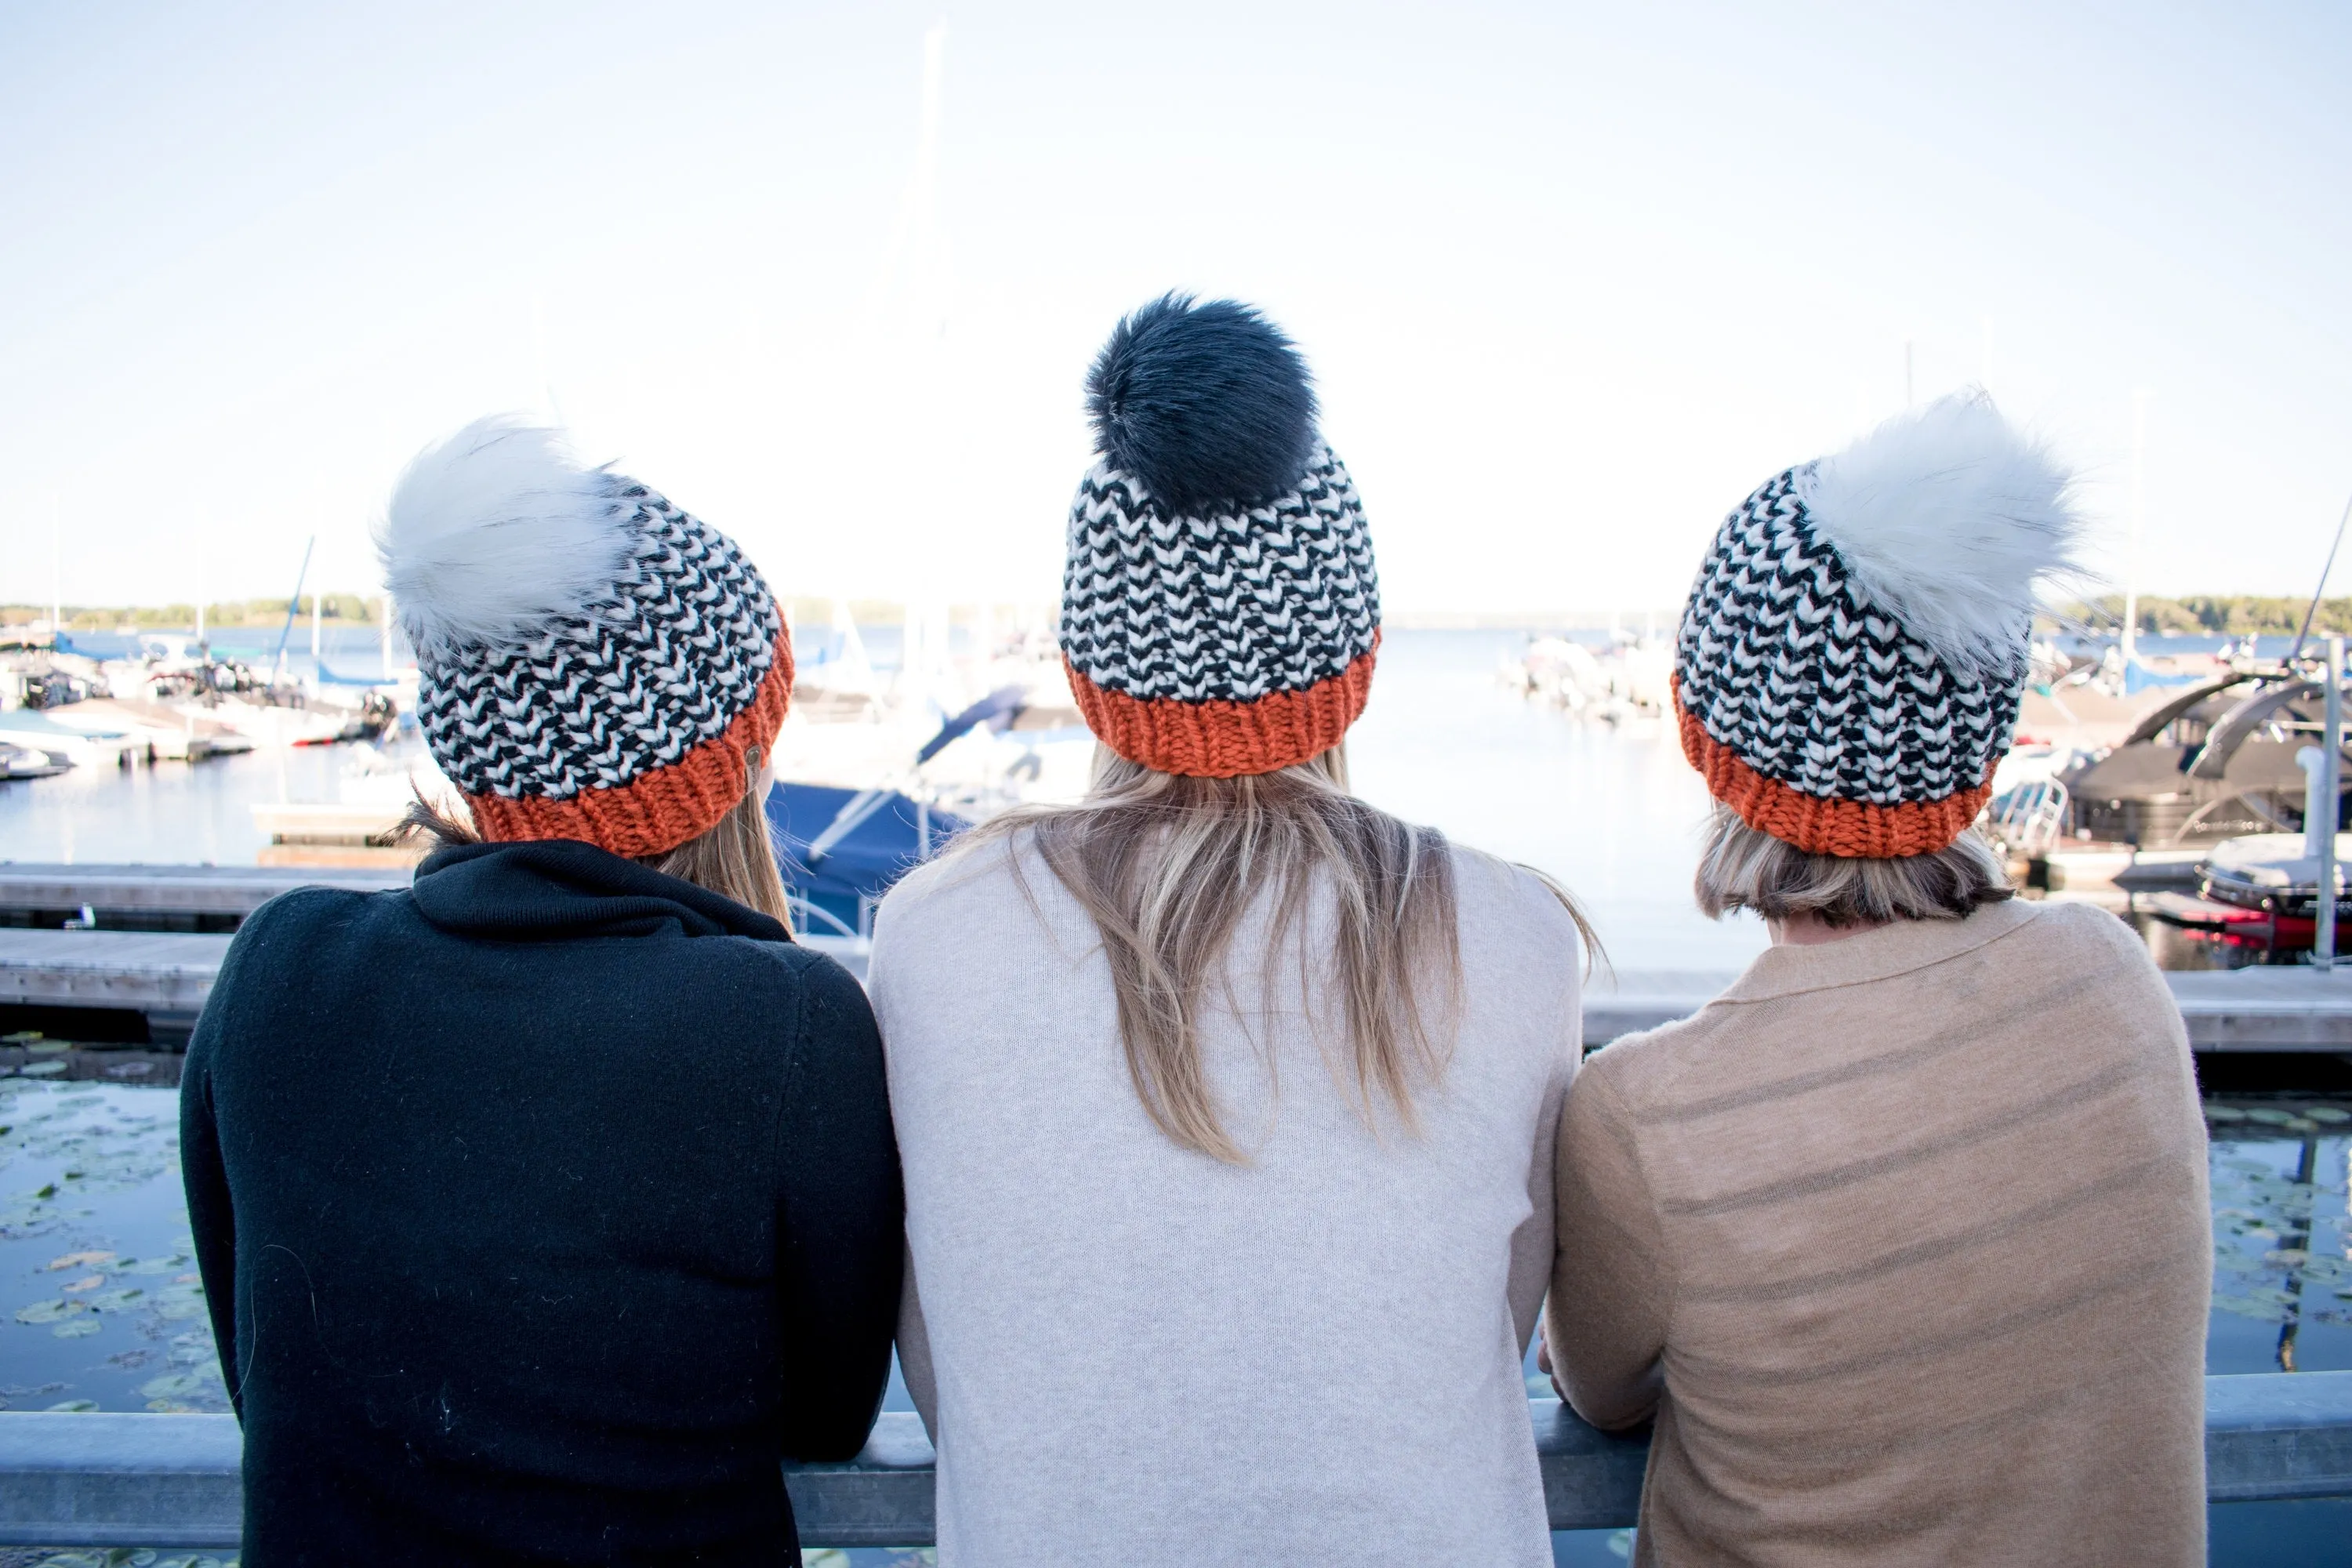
[[871, 295, 1590, 1564], [1551, 898, 2206, 1563], [184, 845, 899, 1562], [1548, 394, 2210, 1565], [877, 837, 1579, 1563], [183, 419, 903, 1563]]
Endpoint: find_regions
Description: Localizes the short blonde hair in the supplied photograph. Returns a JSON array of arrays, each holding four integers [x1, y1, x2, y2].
[[1694, 804, 2013, 927]]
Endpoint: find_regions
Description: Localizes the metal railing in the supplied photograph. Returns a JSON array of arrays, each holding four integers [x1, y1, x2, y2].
[[0, 1377, 2344, 1548]]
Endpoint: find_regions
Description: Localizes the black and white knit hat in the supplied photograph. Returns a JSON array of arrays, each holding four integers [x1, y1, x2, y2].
[[1058, 295, 1381, 778], [1674, 393, 2079, 857], [377, 418, 793, 858]]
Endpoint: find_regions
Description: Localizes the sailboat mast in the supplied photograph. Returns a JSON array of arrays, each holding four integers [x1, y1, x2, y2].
[[272, 535, 316, 681], [2123, 390, 2150, 669]]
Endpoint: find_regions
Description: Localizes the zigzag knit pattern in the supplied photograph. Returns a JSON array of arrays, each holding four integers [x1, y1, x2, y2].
[[1058, 442, 1379, 777], [413, 479, 789, 855], [1675, 466, 2024, 854], [1062, 442, 1379, 704]]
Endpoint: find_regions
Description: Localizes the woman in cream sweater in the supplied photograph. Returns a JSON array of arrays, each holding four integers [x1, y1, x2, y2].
[[871, 296, 1593, 1566], [1546, 396, 2211, 1566]]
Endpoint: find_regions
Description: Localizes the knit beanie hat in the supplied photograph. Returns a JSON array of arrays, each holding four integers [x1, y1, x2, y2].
[[1058, 295, 1381, 779], [377, 417, 793, 858], [1674, 393, 2080, 858]]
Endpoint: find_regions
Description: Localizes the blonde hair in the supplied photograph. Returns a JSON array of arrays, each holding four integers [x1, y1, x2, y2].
[[1693, 803, 2013, 927], [961, 745, 1595, 1163], [398, 747, 794, 930]]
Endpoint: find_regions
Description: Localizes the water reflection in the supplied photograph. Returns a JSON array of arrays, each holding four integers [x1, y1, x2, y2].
[[2206, 1102, 2352, 1374]]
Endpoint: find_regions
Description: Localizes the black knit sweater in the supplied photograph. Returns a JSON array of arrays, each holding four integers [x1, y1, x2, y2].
[[180, 840, 903, 1566]]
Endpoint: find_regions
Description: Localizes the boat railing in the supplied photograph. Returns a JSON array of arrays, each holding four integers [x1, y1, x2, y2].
[[787, 895, 863, 943], [0, 1376, 2344, 1548], [1989, 775, 2070, 857]]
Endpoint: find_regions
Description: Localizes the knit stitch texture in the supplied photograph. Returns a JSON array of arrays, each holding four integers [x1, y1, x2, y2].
[[1058, 441, 1379, 776], [1674, 465, 2023, 856], [411, 477, 791, 858]]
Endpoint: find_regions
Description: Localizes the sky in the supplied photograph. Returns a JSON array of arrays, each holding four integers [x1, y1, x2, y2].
[[2, 0, 2347, 615]]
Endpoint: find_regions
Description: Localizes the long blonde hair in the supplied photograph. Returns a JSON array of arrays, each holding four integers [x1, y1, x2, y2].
[[398, 748, 795, 930], [963, 746, 1590, 1163]]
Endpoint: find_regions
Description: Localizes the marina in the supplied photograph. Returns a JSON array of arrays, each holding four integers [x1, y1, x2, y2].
[[2, 626, 2350, 1563]]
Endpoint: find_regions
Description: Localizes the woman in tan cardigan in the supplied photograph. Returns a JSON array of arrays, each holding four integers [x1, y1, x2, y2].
[[1545, 395, 2211, 1566]]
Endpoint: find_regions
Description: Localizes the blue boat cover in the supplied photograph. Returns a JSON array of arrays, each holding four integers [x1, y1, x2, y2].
[[764, 781, 969, 939]]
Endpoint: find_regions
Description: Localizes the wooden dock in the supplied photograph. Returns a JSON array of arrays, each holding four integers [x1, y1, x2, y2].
[[0, 862, 405, 927], [5, 925, 2350, 1051], [0, 929, 223, 1044]]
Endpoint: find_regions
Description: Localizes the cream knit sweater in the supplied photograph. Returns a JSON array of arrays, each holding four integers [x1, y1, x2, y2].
[[871, 837, 1583, 1566], [1547, 898, 2211, 1566]]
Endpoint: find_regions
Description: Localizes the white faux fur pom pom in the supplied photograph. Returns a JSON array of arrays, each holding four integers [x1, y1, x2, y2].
[[1799, 393, 2082, 673], [376, 417, 636, 657]]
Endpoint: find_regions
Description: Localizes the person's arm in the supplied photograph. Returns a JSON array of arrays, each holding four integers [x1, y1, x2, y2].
[[895, 1245, 938, 1441], [1508, 929, 1584, 1353], [179, 964, 243, 1421], [1544, 1055, 1671, 1430], [773, 952, 906, 1461]]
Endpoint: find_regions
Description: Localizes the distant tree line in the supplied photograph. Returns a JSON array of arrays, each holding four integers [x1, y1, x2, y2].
[[0, 596, 383, 630], [2045, 595, 2352, 638]]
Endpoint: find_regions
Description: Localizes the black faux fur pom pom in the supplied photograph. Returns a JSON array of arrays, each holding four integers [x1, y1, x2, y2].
[[1085, 293, 1317, 519]]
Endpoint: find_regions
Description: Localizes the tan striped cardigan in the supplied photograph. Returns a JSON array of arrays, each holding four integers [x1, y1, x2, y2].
[[1546, 897, 2211, 1566]]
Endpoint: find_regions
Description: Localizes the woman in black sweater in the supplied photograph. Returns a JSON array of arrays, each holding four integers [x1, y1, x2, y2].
[[180, 417, 901, 1566]]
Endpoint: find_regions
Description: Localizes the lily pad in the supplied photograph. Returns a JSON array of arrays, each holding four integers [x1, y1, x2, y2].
[[15, 1063, 64, 1078], [2244, 1109, 2301, 1126], [50, 1319, 100, 1340], [45, 1250, 115, 1272], [2205, 1105, 2249, 1122], [2304, 1106, 2352, 1124], [117, 1255, 187, 1276], [15, 1299, 84, 1324], [83, 1289, 143, 1312], [42, 1399, 96, 1413], [139, 1373, 204, 1400]]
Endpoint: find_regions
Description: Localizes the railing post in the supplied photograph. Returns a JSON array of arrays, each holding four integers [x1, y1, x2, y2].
[[2321, 636, 2343, 970]]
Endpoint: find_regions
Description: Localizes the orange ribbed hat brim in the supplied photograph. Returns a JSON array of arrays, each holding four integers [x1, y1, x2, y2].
[[1674, 684, 1994, 858], [1066, 641, 1377, 779], [466, 630, 794, 859]]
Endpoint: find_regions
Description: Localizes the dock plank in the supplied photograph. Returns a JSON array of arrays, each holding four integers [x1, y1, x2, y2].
[[0, 930, 228, 1019], [5, 938, 2350, 1051], [0, 862, 405, 920]]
